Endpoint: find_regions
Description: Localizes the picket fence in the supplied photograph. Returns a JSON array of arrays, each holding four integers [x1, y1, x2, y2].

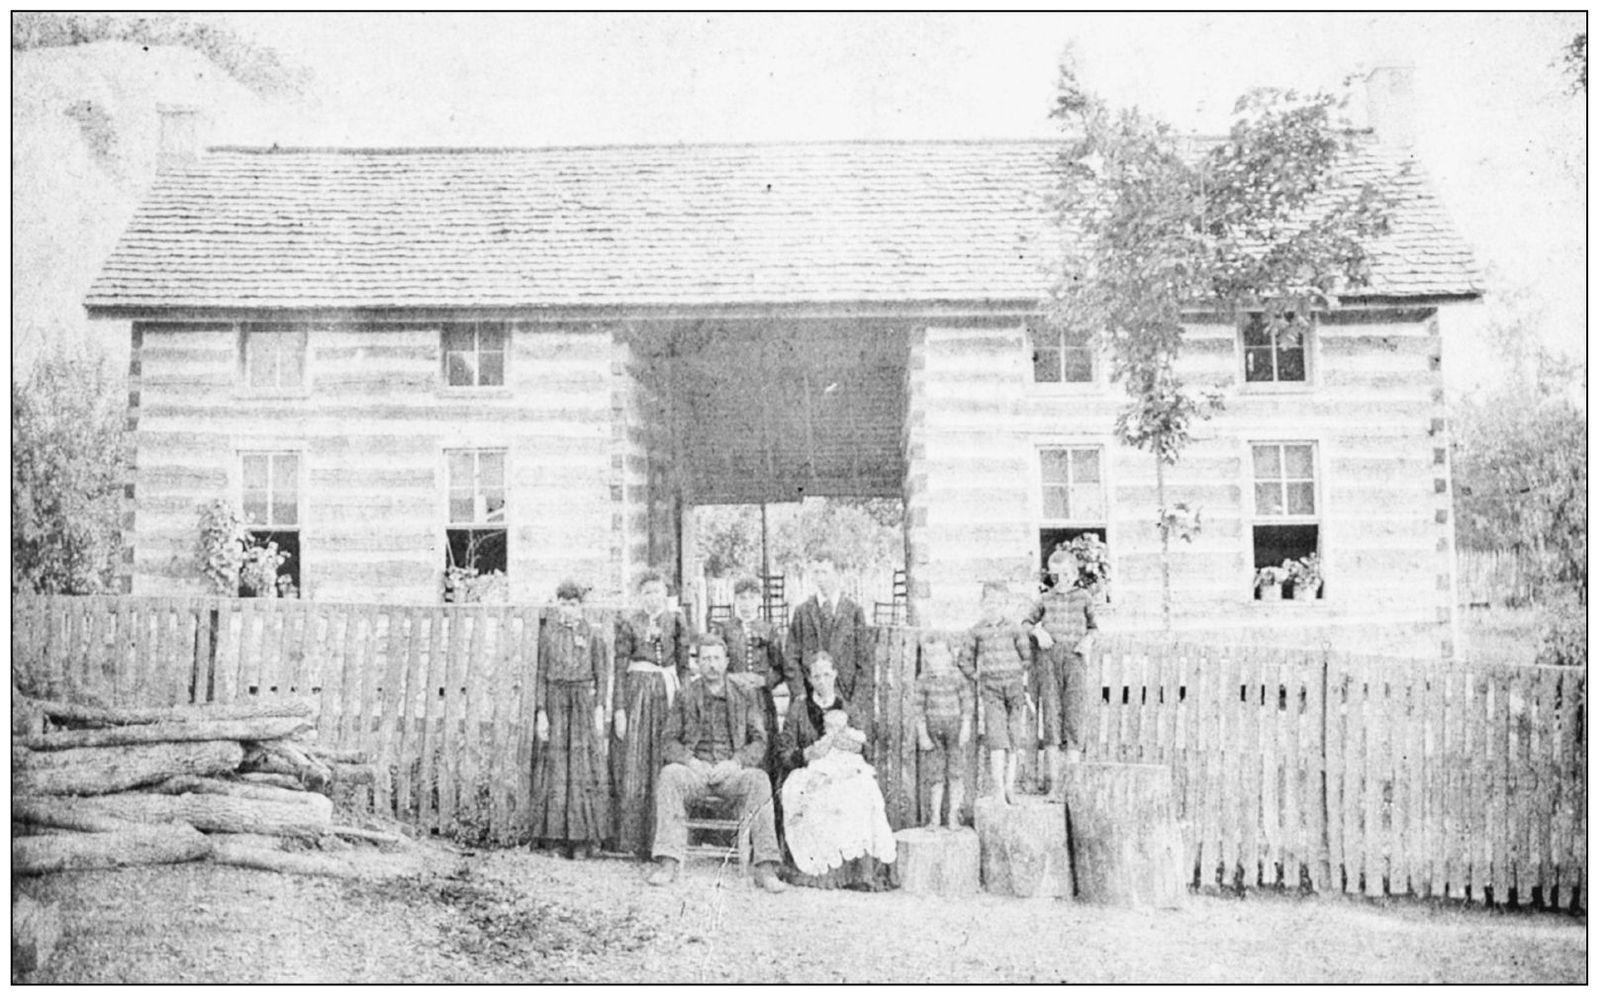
[[11, 597, 1587, 910]]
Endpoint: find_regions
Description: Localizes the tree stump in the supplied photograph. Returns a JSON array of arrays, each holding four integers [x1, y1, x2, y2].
[[1063, 762, 1187, 909], [894, 827, 980, 897], [973, 797, 1072, 898]]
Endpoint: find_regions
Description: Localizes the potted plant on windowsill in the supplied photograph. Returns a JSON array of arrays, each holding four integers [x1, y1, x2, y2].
[[1254, 564, 1288, 602], [1283, 554, 1322, 602], [1053, 532, 1111, 601]]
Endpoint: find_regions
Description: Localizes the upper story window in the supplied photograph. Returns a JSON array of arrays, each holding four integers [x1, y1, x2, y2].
[[443, 322, 508, 387], [1242, 313, 1310, 385], [242, 326, 308, 392], [1031, 325, 1095, 384]]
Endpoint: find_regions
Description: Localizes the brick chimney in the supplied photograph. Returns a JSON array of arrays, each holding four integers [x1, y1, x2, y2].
[[156, 104, 202, 170], [1364, 66, 1416, 149]]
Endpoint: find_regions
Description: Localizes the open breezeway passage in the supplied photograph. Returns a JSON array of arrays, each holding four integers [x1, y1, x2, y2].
[[21, 847, 1585, 984]]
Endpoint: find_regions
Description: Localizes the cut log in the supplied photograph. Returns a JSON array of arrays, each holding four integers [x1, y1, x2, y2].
[[238, 772, 304, 791], [1063, 762, 1187, 909], [14, 797, 143, 834], [149, 775, 325, 807], [894, 827, 981, 897], [211, 839, 404, 879], [18, 715, 312, 751], [11, 741, 245, 797], [24, 790, 333, 839], [21, 696, 316, 729], [12, 823, 211, 875], [974, 797, 1073, 899], [305, 744, 371, 765], [204, 832, 286, 852], [12, 893, 62, 975], [242, 739, 332, 790], [328, 825, 403, 846]]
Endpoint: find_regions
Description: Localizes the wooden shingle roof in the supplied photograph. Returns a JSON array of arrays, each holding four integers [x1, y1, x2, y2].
[[84, 140, 1481, 314]]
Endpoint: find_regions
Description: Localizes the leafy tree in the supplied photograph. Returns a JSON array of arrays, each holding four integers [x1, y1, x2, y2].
[[773, 498, 902, 574], [12, 345, 126, 594], [695, 504, 763, 577], [1047, 55, 1392, 628], [1565, 32, 1586, 94]]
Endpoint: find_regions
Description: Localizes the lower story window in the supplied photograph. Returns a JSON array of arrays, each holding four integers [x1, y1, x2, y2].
[[241, 451, 300, 597], [445, 448, 508, 602]]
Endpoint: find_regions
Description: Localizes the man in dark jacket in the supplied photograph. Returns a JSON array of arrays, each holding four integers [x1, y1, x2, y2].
[[784, 556, 871, 710], [647, 634, 786, 892]]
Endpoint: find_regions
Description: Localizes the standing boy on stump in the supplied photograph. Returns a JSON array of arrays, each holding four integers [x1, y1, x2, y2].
[[1026, 549, 1098, 796], [960, 581, 1033, 804], [915, 636, 971, 830]]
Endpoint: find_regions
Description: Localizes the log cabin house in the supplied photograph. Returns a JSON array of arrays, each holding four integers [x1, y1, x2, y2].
[[86, 74, 1480, 656]]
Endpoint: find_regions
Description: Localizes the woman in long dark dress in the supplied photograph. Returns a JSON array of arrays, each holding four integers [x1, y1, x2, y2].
[[610, 570, 689, 859], [531, 580, 610, 856], [777, 651, 898, 890]]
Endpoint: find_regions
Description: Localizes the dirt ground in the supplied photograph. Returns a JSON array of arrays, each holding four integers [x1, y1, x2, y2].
[[18, 837, 1584, 985]]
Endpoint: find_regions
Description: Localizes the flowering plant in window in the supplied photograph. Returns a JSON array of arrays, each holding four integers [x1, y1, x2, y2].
[[1282, 553, 1322, 592], [239, 540, 289, 598], [1254, 564, 1288, 589], [1054, 533, 1110, 592], [444, 566, 508, 604]]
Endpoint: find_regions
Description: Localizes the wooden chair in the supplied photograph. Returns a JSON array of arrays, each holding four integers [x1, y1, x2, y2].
[[684, 794, 752, 871]]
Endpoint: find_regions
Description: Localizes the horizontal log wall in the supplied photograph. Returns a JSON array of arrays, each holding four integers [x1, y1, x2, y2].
[[901, 313, 1458, 657], [128, 320, 616, 605]]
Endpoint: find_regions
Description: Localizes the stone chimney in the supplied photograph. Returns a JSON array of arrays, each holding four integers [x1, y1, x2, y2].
[[1364, 66, 1416, 149], [156, 104, 203, 170]]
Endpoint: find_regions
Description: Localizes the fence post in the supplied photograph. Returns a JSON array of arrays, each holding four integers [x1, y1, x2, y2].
[[1319, 647, 1333, 891]]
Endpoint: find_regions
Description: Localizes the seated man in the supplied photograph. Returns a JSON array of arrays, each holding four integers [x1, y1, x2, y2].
[[647, 633, 787, 893]]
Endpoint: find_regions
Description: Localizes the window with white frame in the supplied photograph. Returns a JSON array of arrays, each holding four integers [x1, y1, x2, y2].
[[1242, 312, 1310, 385], [1037, 444, 1106, 582], [446, 448, 508, 582], [1030, 325, 1095, 384], [1251, 442, 1322, 600], [240, 451, 301, 597], [242, 325, 308, 391], [442, 322, 508, 387]]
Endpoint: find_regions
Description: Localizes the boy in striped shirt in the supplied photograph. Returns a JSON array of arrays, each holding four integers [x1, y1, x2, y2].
[[1026, 550, 1098, 797], [915, 637, 971, 830], [960, 582, 1033, 804]]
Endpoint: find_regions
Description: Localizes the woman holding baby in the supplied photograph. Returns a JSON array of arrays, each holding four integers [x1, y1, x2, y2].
[[777, 650, 898, 889]]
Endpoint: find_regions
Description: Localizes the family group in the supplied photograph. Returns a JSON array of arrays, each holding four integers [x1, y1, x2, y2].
[[529, 552, 1097, 895]]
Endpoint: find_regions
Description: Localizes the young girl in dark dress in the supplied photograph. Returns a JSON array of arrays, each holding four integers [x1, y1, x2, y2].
[[610, 570, 689, 858], [532, 580, 610, 856]]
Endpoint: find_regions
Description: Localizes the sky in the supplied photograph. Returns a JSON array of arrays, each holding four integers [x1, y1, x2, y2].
[[211, 13, 1588, 386]]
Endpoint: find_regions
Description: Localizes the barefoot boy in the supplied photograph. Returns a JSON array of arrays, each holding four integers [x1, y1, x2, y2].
[[915, 637, 971, 829], [1026, 550, 1098, 796], [959, 582, 1032, 804]]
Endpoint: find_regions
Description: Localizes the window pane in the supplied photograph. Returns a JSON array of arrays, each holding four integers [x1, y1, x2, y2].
[[449, 495, 475, 523], [1068, 486, 1104, 524], [1029, 326, 1059, 349], [1245, 346, 1273, 382], [243, 455, 269, 491], [243, 495, 269, 526], [1064, 348, 1094, 383], [1039, 448, 1069, 487], [1254, 482, 1284, 516], [1286, 482, 1316, 516], [1042, 486, 1070, 520], [1067, 448, 1100, 483], [478, 350, 504, 386], [1243, 317, 1271, 346], [1032, 347, 1061, 383], [448, 451, 474, 488], [1276, 341, 1306, 381], [271, 454, 298, 492], [1283, 444, 1314, 480], [272, 497, 297, 526], [247, 339, 276, 388], [479, 324, 508, 354], [483, 490, 506, 522], [443, 327, 474, 352], [478, 451, 505, 488], [446, 352, 476, 386], [281, 333, 306, 386], [1252, 445, 1282, 480]]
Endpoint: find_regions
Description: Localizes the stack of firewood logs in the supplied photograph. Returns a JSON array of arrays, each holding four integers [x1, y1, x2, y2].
[[10, 694, 397, 878]]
